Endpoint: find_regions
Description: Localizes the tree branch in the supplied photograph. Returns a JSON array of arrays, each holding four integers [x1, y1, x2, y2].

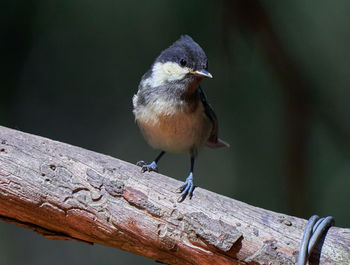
[[0, 125, 348, 264]]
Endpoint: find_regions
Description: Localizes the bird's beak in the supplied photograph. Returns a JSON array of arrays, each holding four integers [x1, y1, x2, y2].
[[189, 69, 213, 79]]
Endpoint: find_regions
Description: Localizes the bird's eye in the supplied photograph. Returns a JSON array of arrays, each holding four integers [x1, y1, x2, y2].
[[180, 58, 187, 67], [205, 61, 209, 70]]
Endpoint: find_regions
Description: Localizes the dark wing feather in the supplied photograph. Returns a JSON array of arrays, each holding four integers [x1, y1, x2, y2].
[[198, 86, 229, 148]]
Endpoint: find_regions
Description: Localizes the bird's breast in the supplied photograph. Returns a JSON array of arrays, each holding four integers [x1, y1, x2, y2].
[[136, 102, 211, 155]]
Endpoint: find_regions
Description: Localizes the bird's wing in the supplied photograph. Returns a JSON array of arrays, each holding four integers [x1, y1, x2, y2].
[[198, 86, 230, 149]]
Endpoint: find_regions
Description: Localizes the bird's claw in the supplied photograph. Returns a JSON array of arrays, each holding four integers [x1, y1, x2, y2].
[[136, 160, 158, 173], [177, 172, 195, 202]]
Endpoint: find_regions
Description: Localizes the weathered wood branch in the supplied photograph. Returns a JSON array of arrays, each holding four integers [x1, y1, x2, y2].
[[0, 125, 349, 264]]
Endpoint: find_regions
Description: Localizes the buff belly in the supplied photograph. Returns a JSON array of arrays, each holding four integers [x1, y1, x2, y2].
[[137, 106, 211, 155]]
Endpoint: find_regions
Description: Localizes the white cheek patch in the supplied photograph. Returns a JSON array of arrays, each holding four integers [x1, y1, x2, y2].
[[134, 62, 191, 125], [143, 62, 191, 87]]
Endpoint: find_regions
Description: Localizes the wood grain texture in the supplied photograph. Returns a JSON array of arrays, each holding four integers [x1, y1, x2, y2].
[[0, 125, 348, 264]]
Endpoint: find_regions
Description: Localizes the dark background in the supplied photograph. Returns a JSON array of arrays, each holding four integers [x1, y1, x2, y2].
[[1, 1, 349, 264]]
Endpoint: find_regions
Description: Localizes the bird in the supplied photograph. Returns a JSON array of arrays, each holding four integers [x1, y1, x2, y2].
[[132, 35, 229, 202]]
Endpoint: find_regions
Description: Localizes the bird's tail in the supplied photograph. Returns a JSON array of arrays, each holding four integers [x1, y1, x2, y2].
[[206, 138, 230, 149]]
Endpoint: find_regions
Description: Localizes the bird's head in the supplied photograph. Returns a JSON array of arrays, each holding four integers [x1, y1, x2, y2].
[[143, 35, 212, 90]]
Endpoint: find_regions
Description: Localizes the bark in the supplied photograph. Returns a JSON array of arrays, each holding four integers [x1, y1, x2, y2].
[[0, 125, 349, 264]]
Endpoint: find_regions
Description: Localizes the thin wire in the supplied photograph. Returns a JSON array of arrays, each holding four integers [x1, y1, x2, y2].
[[297, 215, 335, 265], [308, 216, 335, 253], [297, 215, 319, 265]]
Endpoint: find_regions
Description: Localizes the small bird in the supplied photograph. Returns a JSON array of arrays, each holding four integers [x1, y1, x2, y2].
[[132, 35, 229, 202]]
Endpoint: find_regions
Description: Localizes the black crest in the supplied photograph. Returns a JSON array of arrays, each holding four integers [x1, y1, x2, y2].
[[155, 35, 208, 71]]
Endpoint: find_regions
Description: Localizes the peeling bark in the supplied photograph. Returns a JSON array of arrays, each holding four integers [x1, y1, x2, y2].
[[0, 125, 349, 264]]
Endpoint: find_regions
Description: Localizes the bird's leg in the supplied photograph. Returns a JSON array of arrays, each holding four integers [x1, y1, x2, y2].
[[177, 156, 195, 202], [136, 151, 165, 173]]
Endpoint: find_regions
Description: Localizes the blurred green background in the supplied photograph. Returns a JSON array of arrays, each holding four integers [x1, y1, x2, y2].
[[1, 0, 349, 264]]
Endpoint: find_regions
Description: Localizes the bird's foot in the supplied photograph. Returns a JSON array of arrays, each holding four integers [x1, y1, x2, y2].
[[177, 172, 195, 202], [136, 160, 158, 173]]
